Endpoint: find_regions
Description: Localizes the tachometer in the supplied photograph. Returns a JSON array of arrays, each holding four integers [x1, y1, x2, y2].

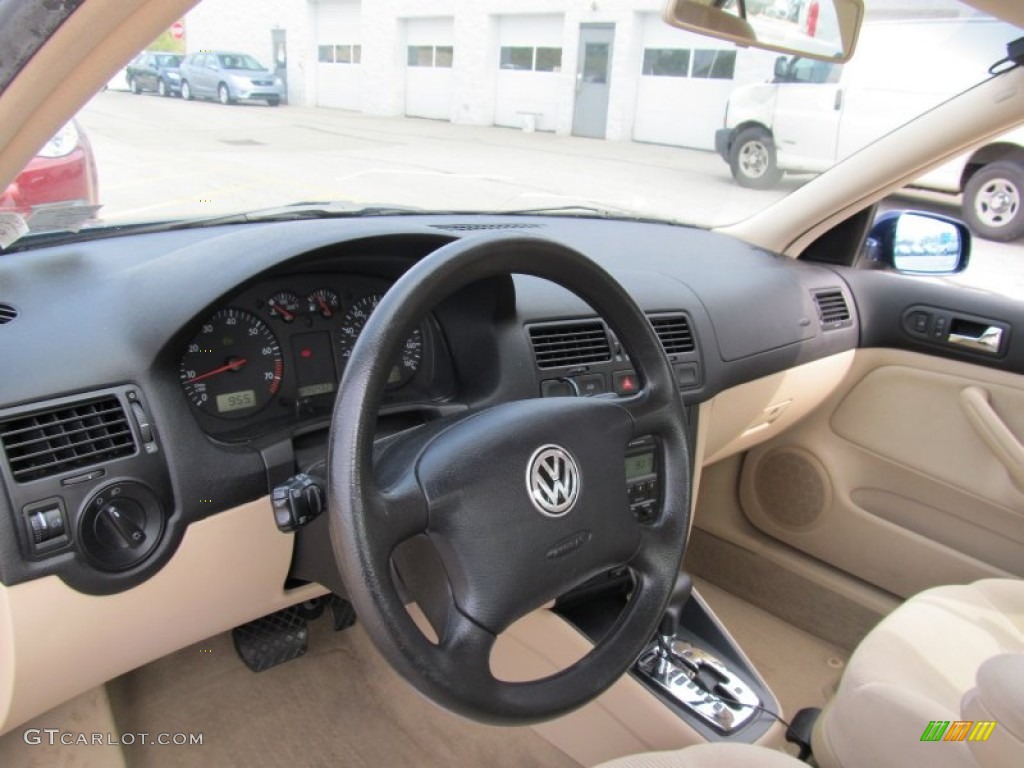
[[179, 308, 284, 418], [338, 294, 423, 389]]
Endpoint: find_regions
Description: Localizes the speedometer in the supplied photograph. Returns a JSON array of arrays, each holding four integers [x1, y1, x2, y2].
[[179, 308, 284, 418], [338, 294, 423, 389]]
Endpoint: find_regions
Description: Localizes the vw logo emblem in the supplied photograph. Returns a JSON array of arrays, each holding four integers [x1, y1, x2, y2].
[[526, 444, 580, 517]]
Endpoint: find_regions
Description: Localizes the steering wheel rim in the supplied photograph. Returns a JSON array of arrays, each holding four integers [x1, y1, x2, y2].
[[328, 234, 691, 724]]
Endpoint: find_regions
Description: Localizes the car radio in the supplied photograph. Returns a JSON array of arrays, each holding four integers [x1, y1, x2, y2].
[[626, 436, 659, 523]]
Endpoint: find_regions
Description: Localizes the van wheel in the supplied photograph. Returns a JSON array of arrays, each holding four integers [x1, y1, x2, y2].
[[129, 77, 140, 95], [963, 161, 1024, 241], [181, 81, 193, 101], [158, 79, 168, 97], [730, 127, 783, 189]]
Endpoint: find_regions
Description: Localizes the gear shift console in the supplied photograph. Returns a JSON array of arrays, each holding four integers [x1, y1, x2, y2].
[[635, 573, 760, 733]]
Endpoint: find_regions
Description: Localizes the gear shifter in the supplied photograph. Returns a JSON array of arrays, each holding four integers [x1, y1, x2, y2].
[[656, 572, 693, 675], [636, 572, 761, 732]]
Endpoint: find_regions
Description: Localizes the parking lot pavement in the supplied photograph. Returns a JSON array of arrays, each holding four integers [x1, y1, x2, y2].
[[77, 91, 1021, 299]]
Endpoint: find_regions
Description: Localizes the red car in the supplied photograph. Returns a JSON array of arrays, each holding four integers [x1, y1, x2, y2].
[[0, 120, 98, 214]]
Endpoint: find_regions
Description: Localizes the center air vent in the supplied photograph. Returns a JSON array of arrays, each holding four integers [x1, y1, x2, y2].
[[0, 303, 17, 325], [650, 314, 695, 354], [813, 290, 852, 330], [0, 396, 136, 483], [529, 320, 611, 368]]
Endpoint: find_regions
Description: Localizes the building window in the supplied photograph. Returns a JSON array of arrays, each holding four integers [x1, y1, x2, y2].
[[320, 44, 361, 65], [641, 49, 691, 78], [535, 47, 562, 72], [500, 47, 533, 70], [408, 45, 453, 68], [691, 49, 736, 79], [499, 46, 562, 72]]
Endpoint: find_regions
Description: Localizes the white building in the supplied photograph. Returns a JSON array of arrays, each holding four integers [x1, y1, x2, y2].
[[185, 0, 780, 150]]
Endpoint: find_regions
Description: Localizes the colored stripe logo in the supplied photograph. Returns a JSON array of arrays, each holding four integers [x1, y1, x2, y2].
[[920, 721, 997, 742]]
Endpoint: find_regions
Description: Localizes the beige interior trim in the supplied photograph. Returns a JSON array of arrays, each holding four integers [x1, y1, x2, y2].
[[0, 0, 198, 192], [738, 348, 1023, 598], [719, 64, 1024, 256], [0, 497, 326, 736], [489, 600, 783, 766], [702, 351, 856, 466], [960, 386, 1024, 492]]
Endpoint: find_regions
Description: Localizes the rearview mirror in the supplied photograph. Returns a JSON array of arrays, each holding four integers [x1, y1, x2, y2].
[[663, 0, 864, 63], [866, 211, 970, 275]]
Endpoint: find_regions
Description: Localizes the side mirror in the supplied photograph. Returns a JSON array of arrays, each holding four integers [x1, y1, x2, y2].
[[773, 55, 790, 80], [662, 0, 864, 63], [866, 211, 970, 275]]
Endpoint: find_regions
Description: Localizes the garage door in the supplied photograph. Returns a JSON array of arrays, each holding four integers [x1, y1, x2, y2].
[[493, 14, 565, 132], [633, 14, 738, 150], [316, 0, 362, 110], [405, 17, 455, 120]]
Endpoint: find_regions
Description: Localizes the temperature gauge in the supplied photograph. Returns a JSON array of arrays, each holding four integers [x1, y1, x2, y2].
[[307, 289, 340, 319]]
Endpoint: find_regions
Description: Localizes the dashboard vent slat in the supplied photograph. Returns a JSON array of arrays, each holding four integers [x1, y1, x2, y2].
[[0, 303, 17, 324], [0, 396, 136, 483], [430, 223, 544, 232], [813, 290, 852, 330], [529, 321, 611, 368], [650, 314, 695, 354]]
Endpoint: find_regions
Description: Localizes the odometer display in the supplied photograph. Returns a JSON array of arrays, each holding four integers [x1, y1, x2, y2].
[[179, 308, 283, 419]]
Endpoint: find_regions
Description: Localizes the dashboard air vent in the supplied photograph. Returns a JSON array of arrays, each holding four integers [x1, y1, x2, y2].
[[0, 396, 136, 483], [529, 321, 611, 369], [430, 223, 544, 232], [813, 290, 852, 330], [650, 314, 695, 354], [0, 303, 17, 324]]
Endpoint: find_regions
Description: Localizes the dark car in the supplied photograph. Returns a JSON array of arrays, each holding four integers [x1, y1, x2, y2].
[[178, 51, 284, 106], [126, 51, 184, 97]]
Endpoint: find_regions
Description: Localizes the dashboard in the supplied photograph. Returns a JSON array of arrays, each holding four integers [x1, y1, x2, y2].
[[0, 216, 861, 599]]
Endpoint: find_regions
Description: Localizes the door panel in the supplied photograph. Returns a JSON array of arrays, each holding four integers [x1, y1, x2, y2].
[[739, 348, 1023, 599]]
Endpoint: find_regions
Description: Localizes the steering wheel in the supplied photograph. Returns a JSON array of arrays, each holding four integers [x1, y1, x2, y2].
[[328, 234, 691, 724]]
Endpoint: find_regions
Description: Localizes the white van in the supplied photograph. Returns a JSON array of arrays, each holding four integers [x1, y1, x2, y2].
[[714, 17, 1024, 240]]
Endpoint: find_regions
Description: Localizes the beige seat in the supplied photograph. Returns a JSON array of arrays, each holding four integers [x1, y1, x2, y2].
[[596, 743, 804, 767], [814, 578, 1024, 768], [599, 579, 1024, 768]]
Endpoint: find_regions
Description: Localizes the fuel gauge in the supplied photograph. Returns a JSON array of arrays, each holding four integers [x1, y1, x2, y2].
[[268, 291, 302, 323], [308, 288, 340, 319]]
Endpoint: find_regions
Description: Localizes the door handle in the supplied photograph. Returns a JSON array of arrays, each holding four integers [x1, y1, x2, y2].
[[834, 89, 843, 111], [575, 72, 583, 94], [960, 386, 1024, 491], [949, 325, 1003, 354]]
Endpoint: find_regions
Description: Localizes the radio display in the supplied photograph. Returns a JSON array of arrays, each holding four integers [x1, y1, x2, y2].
[[625, 452, 654, 480]]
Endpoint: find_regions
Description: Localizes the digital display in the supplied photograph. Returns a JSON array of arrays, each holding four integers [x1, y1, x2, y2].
[[293, 331, 336, 399], [625, 453, 654, 480], [216, 389, 257, 413], [298, 382, 336, 398]]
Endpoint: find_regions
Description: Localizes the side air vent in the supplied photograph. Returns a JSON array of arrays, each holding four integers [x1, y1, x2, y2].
[[430, 223, 544, 232], [529, 321, 611, 368], [813, 290, 852, 330], [650, 314, 695, 354], [0, 303, 17, 324], [0, 396, 136, 483]]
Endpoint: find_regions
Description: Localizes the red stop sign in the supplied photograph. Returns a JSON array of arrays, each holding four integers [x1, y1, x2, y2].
[[171, 21, 184, 40]]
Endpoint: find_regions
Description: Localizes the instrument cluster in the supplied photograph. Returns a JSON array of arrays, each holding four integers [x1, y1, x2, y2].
[[177, 273, 445, 440]]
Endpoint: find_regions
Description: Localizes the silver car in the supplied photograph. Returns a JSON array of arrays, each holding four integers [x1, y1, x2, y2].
[[178, 51, 283, 106]]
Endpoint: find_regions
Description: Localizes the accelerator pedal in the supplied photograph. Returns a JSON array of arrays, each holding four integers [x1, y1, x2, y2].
[[232, 596, 357, 672]]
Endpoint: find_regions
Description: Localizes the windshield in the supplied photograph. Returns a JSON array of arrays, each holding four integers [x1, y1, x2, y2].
[[1, 0, 1021, 293]]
